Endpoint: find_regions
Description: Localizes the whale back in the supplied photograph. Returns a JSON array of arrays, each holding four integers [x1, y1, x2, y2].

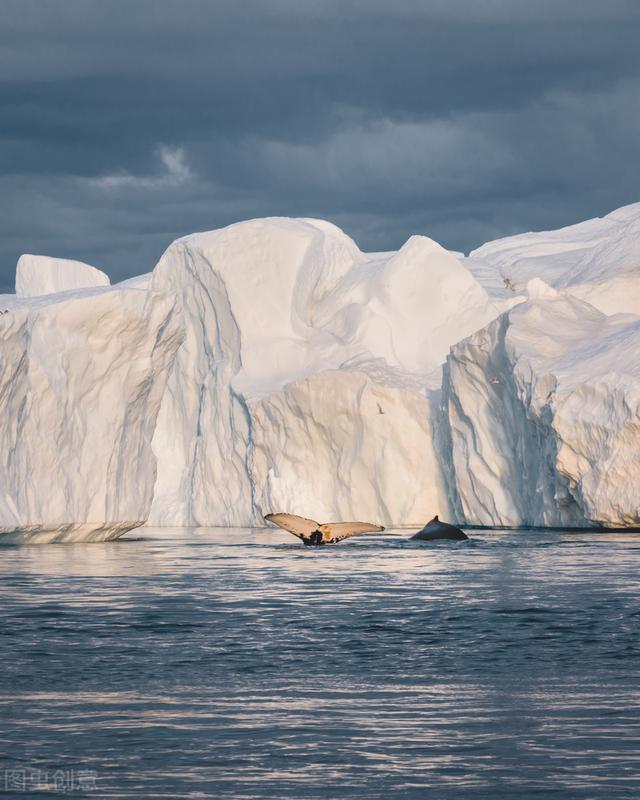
[[411, 516, 468, 541]]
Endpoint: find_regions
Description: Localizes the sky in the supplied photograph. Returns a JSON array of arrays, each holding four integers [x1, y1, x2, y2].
[[1, 0, 639, 290]]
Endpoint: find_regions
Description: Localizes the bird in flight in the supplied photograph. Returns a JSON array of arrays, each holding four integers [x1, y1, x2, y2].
[[264, 513, 385, 546]]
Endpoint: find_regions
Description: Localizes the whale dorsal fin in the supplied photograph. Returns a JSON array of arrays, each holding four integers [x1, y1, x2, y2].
[[430, 515, 439, 523]]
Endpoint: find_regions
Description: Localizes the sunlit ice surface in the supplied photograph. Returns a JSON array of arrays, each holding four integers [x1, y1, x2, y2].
[[1, 527, 639, 798]]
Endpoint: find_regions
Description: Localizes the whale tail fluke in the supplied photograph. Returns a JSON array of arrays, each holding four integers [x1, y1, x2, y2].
[[264, 512, 384, 544], [264, 513, 319, 540], [320, 521, 385, 542]]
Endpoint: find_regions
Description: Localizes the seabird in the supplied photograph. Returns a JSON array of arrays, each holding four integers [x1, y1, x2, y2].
[[264, 513, 385, 546]]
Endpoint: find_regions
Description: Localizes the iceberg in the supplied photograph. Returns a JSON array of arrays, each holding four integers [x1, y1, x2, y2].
[[444, 279, 640, 527], [146, 218, 514, 527], [0, 283, 183, 542], [2, 202, 639, 540], [16, 254, 110, 297], [466, 202, 640, 315]]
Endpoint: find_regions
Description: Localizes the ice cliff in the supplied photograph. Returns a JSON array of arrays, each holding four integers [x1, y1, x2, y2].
[[0, 284, 182, 541], [1, 203, 639, 539], [443, 279, 640, 527], [146, 218, 512, 527]]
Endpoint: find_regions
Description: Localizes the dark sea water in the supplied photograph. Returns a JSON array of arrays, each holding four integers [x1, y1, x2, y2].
[[1, 527, 639, 799]]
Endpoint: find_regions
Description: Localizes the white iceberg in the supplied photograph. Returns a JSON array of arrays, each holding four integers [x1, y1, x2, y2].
[[146, 218, 514, 527], [444, 280, 640, 527], [466, 202, 640, 315], [2, 202, 639, 540], [16, 254, 110, 298], [0, 283, 183, 542]]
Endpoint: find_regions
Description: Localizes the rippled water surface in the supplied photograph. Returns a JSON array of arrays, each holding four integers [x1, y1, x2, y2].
[[1, 527, 639, 798]]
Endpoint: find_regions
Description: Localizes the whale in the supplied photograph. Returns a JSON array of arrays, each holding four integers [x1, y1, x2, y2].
[[411, 515, 468, 541]]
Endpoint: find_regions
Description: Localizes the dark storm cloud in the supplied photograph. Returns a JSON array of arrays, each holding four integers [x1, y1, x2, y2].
[[1, 0, 639, 290]]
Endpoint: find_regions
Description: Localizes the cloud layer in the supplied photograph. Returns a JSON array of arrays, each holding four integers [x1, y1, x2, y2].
[[1, 0, 639, 289]]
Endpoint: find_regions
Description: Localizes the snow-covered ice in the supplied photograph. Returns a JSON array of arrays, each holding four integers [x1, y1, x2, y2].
[[466, 202, 640, 315], [16, 254, 110, 297], [1, 203, 639, 540]]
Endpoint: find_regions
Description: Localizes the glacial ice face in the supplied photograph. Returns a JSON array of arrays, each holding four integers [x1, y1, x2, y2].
[[444, 281, 640, 527], [147, 227, 258, 527], [248, 370, 448, 527], [147, 217, 514, 527], [147, 217, 372, 526], [16, 254, 110, 297], [0, 284, 183, 541], [5, 202, 640, 538], [146, 209, 640, 530]]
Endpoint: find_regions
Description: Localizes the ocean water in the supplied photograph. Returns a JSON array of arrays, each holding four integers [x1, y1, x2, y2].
[[1, 527, 639, 799]]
